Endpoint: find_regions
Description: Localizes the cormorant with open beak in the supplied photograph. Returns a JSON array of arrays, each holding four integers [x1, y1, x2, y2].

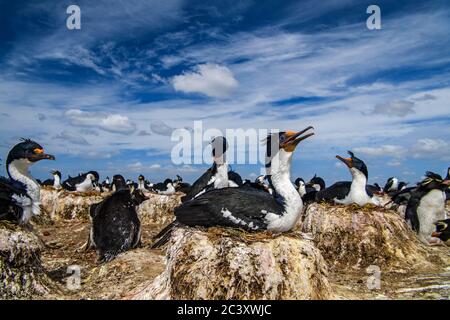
[[316, 151, 379, 206], [0, 139, 55, 224], [152, 127, 314, 248]]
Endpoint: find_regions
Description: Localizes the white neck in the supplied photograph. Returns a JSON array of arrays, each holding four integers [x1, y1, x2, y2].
[[214, 163, 229, 188], [265, 150, 303, 232], [138, 180, 146, 190], [53, 174, 61, 189], [350, 168, 367, 191], [8, 159, 41, 217]]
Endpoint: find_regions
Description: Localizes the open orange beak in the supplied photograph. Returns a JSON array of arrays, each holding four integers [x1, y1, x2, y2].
[[336, 155, 353, 168], [281, 126, 314, 152]]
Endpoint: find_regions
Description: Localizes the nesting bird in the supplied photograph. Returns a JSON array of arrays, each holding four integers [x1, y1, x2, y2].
[[41, 170, 62, 189], [405, 172, 449, 244], [87, 187, 148, 262], [152, 127, 314, 248], [316, 151, 380, 206], [62, 171, 99, 192], [180, 136, 240, 202], [0, 139, 55, 224]]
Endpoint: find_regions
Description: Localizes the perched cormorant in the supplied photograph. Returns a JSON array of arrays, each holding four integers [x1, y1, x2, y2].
[[316, 151, 380, 206], [41, 170, 62, 189], [0, 139, 55, 224], [62, 171, 99, 192], [405, 172, 449, 244], [152, 126, 314, 248], [87, 187, 148, 262]]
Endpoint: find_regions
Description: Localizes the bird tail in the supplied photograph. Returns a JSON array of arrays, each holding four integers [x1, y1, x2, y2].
[[151, 221, 178, 249]]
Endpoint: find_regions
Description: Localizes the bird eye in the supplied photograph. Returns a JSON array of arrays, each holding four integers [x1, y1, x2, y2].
[[280, 135, 286, 142]]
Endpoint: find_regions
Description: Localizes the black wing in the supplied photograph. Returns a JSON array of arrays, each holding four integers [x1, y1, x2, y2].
[[41, 178, 54, 186], [391, 186, 416, 205], [383, 178, 393, 192], [0, 177, 26, 221], [228, 171, 243, 186], [181, 166, 215, 202], [175, 187, 284, 231], [316, 181, 351, 202], [405, 190, 425, 232]]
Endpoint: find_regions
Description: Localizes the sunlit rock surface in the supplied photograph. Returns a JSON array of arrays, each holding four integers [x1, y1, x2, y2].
[[128, 227, 331, 300], [40, 188, 105, 220], [0, 222, 58, 298], [301, 202, 446, 271], [137, 193, 181, 227]]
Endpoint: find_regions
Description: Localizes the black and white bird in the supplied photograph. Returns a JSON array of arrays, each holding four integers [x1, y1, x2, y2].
[[0, 139, 55, 224], [243, 175, 272, 194], [316, 151, 380, 206], [87, 187, 148, 262], [432, 219, 450, 242], [62, 171, 99, 192], [306, 174, 326, 192], [41, 170, 62, 189], [173, 175, 191, 194], [153, 178, 177, 195], [366, 183, 382, 195], [152, 127, 314, 248], [111, 174, 128, 191], [101, 176, 111, 192], [180, 136, 239, 202], [405, 172, 449, 244], [383, 177, 400, 193], [137, 175, 149, 191]]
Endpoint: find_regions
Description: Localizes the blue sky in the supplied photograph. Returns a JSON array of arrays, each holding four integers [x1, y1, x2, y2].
[[0, 0, 449, 184]]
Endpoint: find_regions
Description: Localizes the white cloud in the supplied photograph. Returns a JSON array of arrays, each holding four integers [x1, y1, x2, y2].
[[353, 145, 407, 158], [411, 138, 450, 160], [150, 121, 174, 136], [54, 131, 90, 146], [172, 63, 238, 98], [150, 164, 161, 169], [65, 109, 136, 134], [371, 100, 415, 117]]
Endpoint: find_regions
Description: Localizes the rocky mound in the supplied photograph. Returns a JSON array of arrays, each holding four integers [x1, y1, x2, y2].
[[40, 188, 105, 220], [137, 193, 181, 227], [0, 222, 58, 299], [128, 227, 331, 300], [301, 203, 445, 271]]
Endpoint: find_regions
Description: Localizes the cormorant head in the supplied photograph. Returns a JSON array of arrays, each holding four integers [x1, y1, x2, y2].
[[87, 171, 99, 182], [336, 151, 368, 179], [307, 174, 326, 190], [211, 136, 228, 162], [138, 175, 145, 182], [264, 126, 314, 174], [419, 171, 450, 191], [7, 139, 55, 166], [51, 170, 61, 179], [432, 219, 450, 242]]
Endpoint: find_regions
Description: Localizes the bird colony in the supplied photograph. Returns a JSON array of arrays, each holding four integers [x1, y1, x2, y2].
[[0, 132, 449, 300]]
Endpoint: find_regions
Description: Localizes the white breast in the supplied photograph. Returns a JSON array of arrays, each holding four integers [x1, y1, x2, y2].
[[416, 189, 446, 244]]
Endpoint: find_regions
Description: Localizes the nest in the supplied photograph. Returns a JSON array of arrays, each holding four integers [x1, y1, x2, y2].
[[128, 226, 331, 300], [300, 202, 446, 271], [40, 188, 107, 220], [137, 193, 182, 227], [0, 222, 58, 299]]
